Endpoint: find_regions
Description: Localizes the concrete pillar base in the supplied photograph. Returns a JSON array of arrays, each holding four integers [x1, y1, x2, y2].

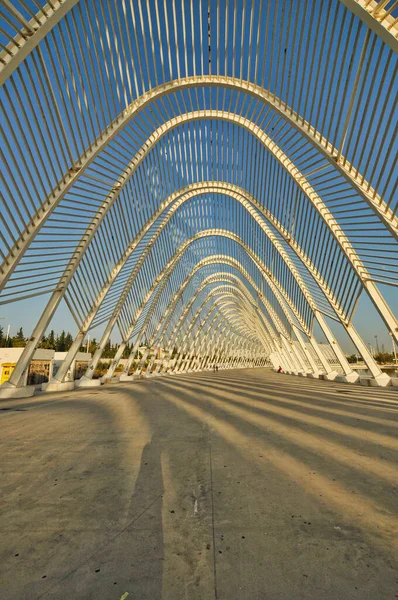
[[334, 372, 360, 384], [391, 377, 398, 387], [0, 383, 36, 399], [42, 380, 75, 392], [371, 373, 392, 387], [119, 374, 134, 382], [75, 377, 102, 388], [105, 376, 121, 384], [306, 372, 321, 379], [119, 373, 142, 382], [320, 371, 339, 381], [360, 373, 391, 387]]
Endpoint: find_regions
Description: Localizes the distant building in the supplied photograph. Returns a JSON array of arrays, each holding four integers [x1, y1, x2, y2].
[[0, 348, 91, 387]]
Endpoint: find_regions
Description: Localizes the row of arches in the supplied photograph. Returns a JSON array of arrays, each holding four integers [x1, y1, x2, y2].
[[0, 0, 397, 396]]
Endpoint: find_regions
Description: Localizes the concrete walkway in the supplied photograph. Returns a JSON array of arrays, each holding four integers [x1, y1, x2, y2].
[[1, 368, 397, 600]]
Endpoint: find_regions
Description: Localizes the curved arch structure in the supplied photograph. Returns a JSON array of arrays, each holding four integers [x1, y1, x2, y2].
[[1, 0, 397, 397]]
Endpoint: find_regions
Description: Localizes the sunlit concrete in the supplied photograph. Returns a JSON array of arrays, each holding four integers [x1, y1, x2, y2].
[[0, 382, 35, 398], [74, 376, 102, 388], [0, 368, 397, 600], [42, 380, 75, 392]]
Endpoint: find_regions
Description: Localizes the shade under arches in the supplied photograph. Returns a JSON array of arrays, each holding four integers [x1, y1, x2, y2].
[[0, 0, 397, 396]]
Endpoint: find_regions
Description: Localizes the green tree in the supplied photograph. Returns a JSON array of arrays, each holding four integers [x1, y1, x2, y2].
[[47, 330, 56, 349], [347, 354, 358, 364], [102, 339, 112, 358], [88, 338, 97, 355], [65, 332, 73, 350], [57, 330, 66, 352], [375, 352, 392, 364], [12, 327, 26, 348], [38, 334, 48, 349]]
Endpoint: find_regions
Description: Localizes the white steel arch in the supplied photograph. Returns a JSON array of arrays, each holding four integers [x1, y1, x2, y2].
[[2, 111, 396, 353], [156, 284, 305, 374], [1, 0, 397, 396], [154, 274, 326, 375], [2, 84, 397, 291], [1, 1, 396, 84], [82, 248, 310, 385], [2, 174, 391, 391], [79, 231, 356, 387]]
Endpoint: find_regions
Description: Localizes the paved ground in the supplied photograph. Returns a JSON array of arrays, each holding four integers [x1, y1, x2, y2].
[[0, 368, 397, 600]]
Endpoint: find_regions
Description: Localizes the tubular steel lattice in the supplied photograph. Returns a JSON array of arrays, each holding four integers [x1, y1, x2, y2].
[[0, 0, 397, 392]]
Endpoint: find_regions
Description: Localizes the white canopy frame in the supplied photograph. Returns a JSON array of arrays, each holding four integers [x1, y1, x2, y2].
[[1, 0, 397, 396]]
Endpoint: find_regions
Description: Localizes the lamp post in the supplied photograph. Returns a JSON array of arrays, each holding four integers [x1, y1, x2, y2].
[[389, 332, 397, 365], [0, 320, 11, 347]]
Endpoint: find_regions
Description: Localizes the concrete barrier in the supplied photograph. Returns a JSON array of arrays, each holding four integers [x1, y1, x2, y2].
[[359, 374, 392, 387], [0, 383, 35, 399], [42, 380, 75, 392], [75, 377, 102, 388], [334, 372, 360, 384]]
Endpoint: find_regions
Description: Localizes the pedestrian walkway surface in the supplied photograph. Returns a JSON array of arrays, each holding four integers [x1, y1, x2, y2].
[[1, 368, 397, 600]]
